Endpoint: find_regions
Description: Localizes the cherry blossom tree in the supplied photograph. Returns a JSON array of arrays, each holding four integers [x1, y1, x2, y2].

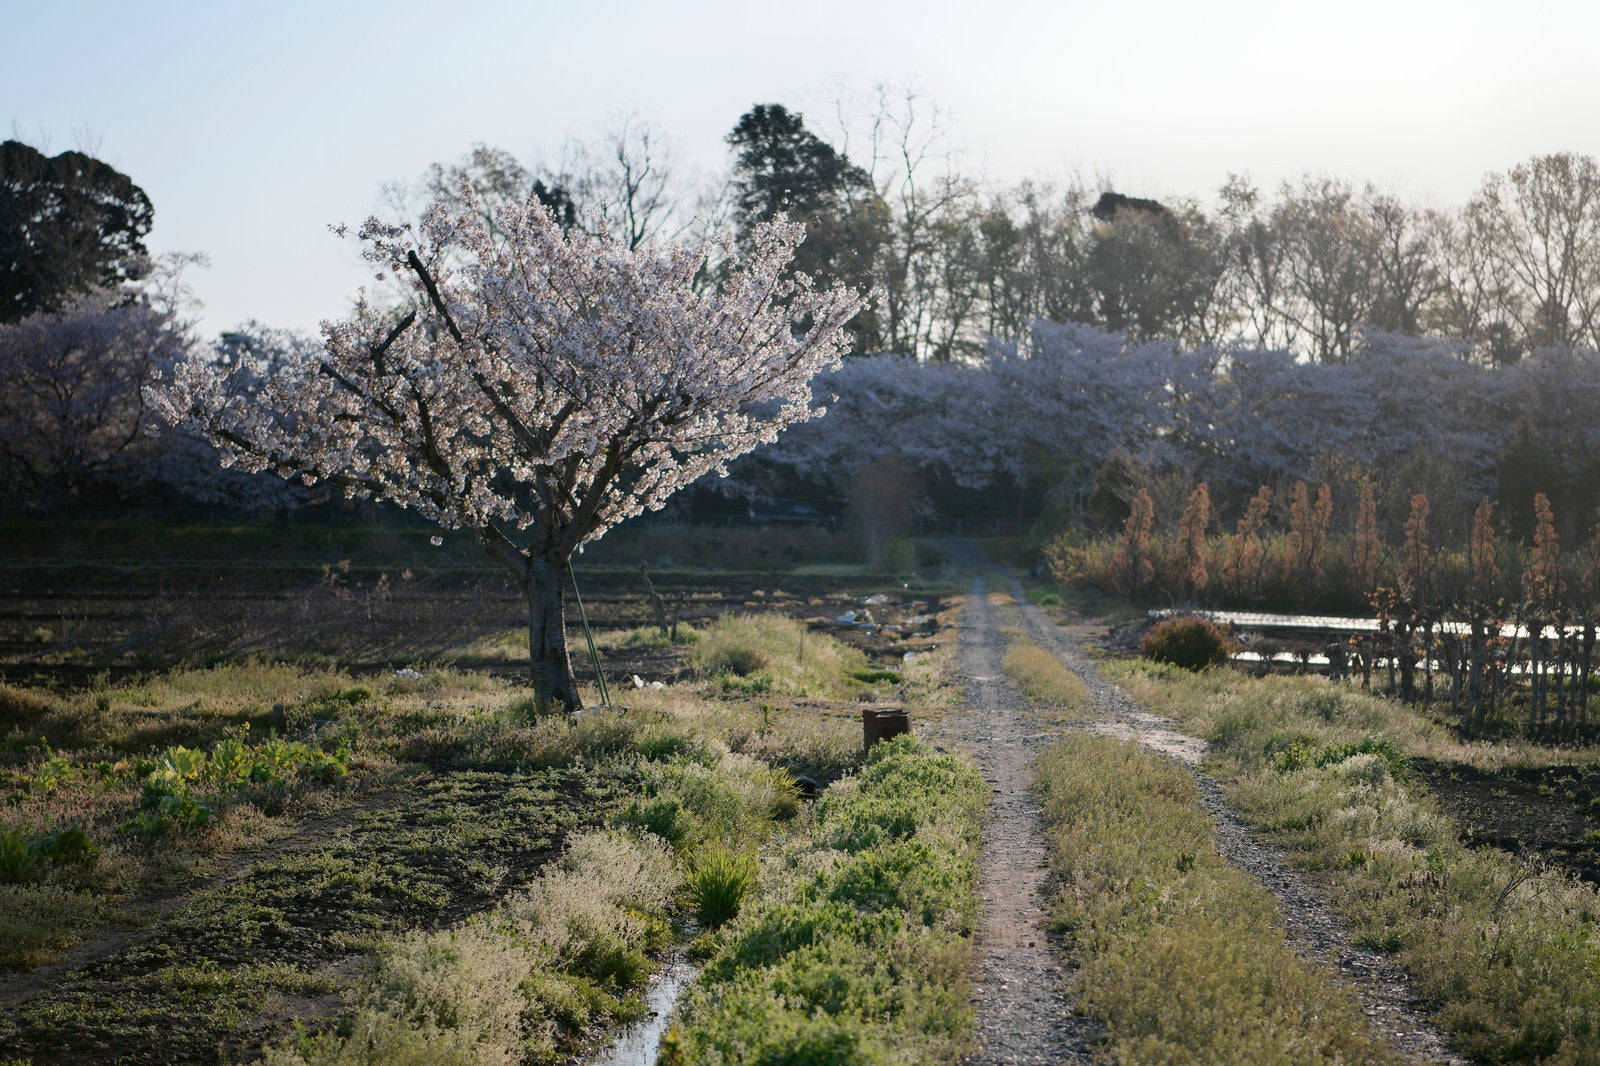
[[153, 186, 869, 710], [0, 288, 187, 505]]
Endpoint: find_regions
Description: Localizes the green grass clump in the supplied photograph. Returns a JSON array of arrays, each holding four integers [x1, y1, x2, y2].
[[686, 845, 757, 927], [1035, 734, 1399, 1065], [613, 795, 700, 851], [665, 736, 984, 1065]]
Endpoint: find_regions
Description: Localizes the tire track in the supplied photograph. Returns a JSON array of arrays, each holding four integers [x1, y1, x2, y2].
[[994, 567, 1471, 1066], [954, 571, 1094, 1065]]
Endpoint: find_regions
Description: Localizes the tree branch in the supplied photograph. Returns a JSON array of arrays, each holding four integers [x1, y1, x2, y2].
[[406, 250, 466, 345], [474, 521, 529, 581], [370, 309, 417, 374]]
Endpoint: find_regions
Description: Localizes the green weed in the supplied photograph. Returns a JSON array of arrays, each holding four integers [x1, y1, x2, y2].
[[0, 824, 99, 883], [687, 845, 757, 927], [669, 736, 984, 1064]]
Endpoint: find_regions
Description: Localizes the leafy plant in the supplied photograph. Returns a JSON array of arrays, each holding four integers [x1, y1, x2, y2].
[[613, 796, 699, 851], [29, 754, 71, 796], [123, 731, 349, 841], [0, 826, 34, 883], [31, 826, 97, 865], [0, 824, 98, 882], [1276, 733, 1412, 780]]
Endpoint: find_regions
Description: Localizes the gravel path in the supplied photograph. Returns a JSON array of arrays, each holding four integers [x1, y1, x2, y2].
[[952, 571, 1095, 1065], [940, 542, 1469, 1065]]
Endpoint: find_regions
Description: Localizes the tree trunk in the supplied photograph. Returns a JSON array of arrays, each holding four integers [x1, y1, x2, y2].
[[526, 555, 582, 712]]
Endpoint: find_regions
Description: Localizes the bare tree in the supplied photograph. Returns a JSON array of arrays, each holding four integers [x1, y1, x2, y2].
[[1468, 152, 1600, 352], [1364, 188, 1451, 337], [1219, 175, 1294, 351], [1438, 201, 1520, 363], [1272, 176, 1380, 362], [826, 83, 980, 359], [551, 114, 686, 249]]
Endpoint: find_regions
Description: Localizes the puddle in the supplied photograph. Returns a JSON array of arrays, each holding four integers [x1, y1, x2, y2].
[[587, 956, 697, 1066]]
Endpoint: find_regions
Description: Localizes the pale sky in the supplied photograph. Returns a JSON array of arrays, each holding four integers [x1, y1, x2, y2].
[[8, 0, 1599, 339]]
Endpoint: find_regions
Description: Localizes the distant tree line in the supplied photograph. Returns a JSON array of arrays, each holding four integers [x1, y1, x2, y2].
[[0, 138, 311, 512], [415, 97, 1600, 364], [9, 98, 1600, 524], [754, 323, 1600, 552]]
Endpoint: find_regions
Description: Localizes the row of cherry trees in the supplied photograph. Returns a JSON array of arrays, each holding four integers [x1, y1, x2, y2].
[[751, 321, 1600, 542], [0, 296, 314, 513], [13, 284, 1600, 547], [1051, 479, 1600, 736], [15, 115, 1600, 523]]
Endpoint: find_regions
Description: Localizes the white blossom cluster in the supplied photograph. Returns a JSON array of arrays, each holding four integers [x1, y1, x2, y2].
[[747, 321, 1595, 519], [152, 185, 868, 562]]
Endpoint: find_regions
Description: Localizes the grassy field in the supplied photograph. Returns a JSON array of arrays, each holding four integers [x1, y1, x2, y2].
[[0, 517, 977, 1065], [662, 735, 986, 1065], [1111, 660, 1600, 1064]]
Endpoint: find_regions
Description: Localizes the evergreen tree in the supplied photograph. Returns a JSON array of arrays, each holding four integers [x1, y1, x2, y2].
[[0, 140, 154, 323]]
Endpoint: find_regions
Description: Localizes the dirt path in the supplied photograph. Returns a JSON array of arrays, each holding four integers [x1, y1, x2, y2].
[[949, 571, 1094, 1064], [939, 543, 1468, 1065]]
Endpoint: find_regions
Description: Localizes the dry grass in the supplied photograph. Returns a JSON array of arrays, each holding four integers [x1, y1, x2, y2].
[[1110, 661, 1600, 1064], [691, 612, 870, 699], [263, 831, 680, 1066], [1035, 733, 1401, 1065], [1002, 642, 1087, 714]]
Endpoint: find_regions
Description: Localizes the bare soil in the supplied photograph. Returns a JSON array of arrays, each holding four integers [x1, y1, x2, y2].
[[0, 765, 633, 1065], [0, 557, 935, 691], [1414, 758, 1600, 884]]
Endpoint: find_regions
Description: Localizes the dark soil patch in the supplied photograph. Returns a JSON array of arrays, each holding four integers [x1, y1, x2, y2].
[[1414, 757, 1600, 884], [0, 763, 639, 1066]]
